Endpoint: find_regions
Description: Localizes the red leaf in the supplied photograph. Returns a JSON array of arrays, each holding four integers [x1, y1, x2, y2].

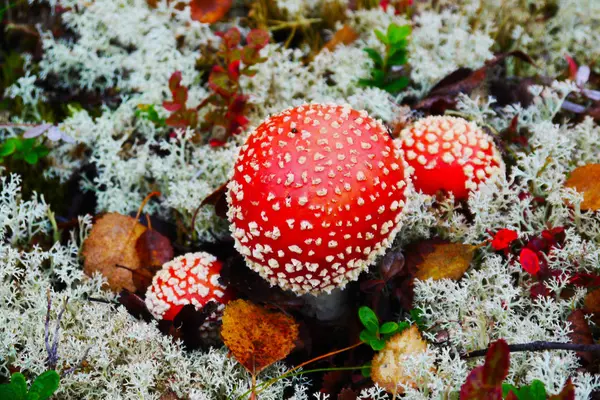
[[162, 101, 182, 112], [246, 29, 269, 49], [168, 71, 182, 93], [491, 229, 518, 251], [505, 391, 519, 400], [228, 60, 241, 80], [459, 339, 509, 400], [482, 340, 510, 386], [221, 27, 241, 49], [549, 378, 575, 400], [519, 248, 540, 275], [209, 138, 226, 147], [565, 54, 578, 81]]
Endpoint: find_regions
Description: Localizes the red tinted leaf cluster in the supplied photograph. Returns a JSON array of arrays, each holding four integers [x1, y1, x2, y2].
[[460, 340, 510, 400], [162, 29, 268, 145], [204, 28, 269, 146], [163, 71, 198, 128]]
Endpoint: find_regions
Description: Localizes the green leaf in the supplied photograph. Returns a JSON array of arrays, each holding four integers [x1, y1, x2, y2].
[[359, 329, 377, 344], [28, 371, 59, 400], [397, 321, 410, 332], [374, 29, 388, 44], [370, 338, 386, 351], [410, 308, 426, 330], [11, 373, 27, 399], [502, 383, 519, 399], [380, 321, 399, 335], [363, 48, 384, 69], [387, 49, 408, 66], [360, 363, 371, 378], [387, 24, 411, 44], [358, 306, 379, 333], [383, 77, 409, 94], [0, 384, 23, 400], [23, 152, 38, 165], [0, 139, 17, 157], [528, 380, 547, 400], [370, 69, 385, 87], [34, 146, 50, 159]]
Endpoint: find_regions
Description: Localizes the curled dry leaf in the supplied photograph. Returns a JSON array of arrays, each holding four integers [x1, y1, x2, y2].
[[564, 164, 600, 211], [82, 213, 146, 292], [371, 325, 428, 394], [413, 242, 476, 281], [190, 0, 233, 23], [221, 299, 299, 374]]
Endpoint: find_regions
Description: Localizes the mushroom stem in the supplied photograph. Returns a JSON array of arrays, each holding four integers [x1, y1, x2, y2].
[[301, 288, 348, 321]]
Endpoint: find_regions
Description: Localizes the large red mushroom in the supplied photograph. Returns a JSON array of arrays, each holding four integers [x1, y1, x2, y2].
[[396, 116, 504, 200], [227, 103, 409, 295], [145, 252, 232, 321]]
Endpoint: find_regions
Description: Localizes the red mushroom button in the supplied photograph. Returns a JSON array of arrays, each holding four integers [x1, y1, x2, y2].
[[397, 116, 504, 200], [145, 252, 232, 321], [227, 103, 409, 295]]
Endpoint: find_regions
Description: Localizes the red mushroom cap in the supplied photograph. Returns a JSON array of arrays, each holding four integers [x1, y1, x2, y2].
[[396, 116, 504, 200], [145, 252, 232, 321], [227, 103, 408, 295]]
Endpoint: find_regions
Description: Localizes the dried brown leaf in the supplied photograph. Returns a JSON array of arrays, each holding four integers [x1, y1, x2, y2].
[[82, 213, 147, 292], [564, 164, 600, 211], [221, 299, 299, 374], [414, 242, 476, 281]]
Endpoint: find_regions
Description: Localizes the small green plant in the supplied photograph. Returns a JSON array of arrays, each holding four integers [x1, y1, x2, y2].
[[357, 306, 409, 351], [359, 23, 411, 94], [0, 370, 60, 400], [0, 137, 49, 165], [135, 104, 166, 127], [502, 380, 547, 400]]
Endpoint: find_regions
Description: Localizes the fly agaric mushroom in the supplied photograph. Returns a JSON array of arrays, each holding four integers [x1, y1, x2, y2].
[[396, 116, 504, 200], [227, 103, 408, 295], [145, 252, 232, 321]]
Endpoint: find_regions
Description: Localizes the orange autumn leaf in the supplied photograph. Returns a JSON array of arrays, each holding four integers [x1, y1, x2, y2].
[[190, 0, 232, 23], [221, 299, 299, 374], [322, 25, 359, 52], [564, 164, 600, 211], [414, 242, 476, 281]]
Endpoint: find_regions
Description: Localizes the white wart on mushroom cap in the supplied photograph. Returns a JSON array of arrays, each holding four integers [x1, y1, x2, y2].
[[145, 252, 232, 321], [227, 103, 409, 295], [396, 115, 504, 200]]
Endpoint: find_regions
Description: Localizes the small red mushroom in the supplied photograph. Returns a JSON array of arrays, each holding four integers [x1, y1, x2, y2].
[[227, 103, 409, 295], [145, 252, 232, 321], [396, 116, 504, 200]]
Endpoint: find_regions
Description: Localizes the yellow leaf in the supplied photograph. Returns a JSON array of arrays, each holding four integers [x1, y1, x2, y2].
[[564, 164, 600, 211], [414, 242, 476, 281], [221, 299, 299, 374], [371, 325, 428, 394]]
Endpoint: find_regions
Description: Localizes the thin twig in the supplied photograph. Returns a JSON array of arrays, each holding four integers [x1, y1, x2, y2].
[[462, 341, 600, 359]]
